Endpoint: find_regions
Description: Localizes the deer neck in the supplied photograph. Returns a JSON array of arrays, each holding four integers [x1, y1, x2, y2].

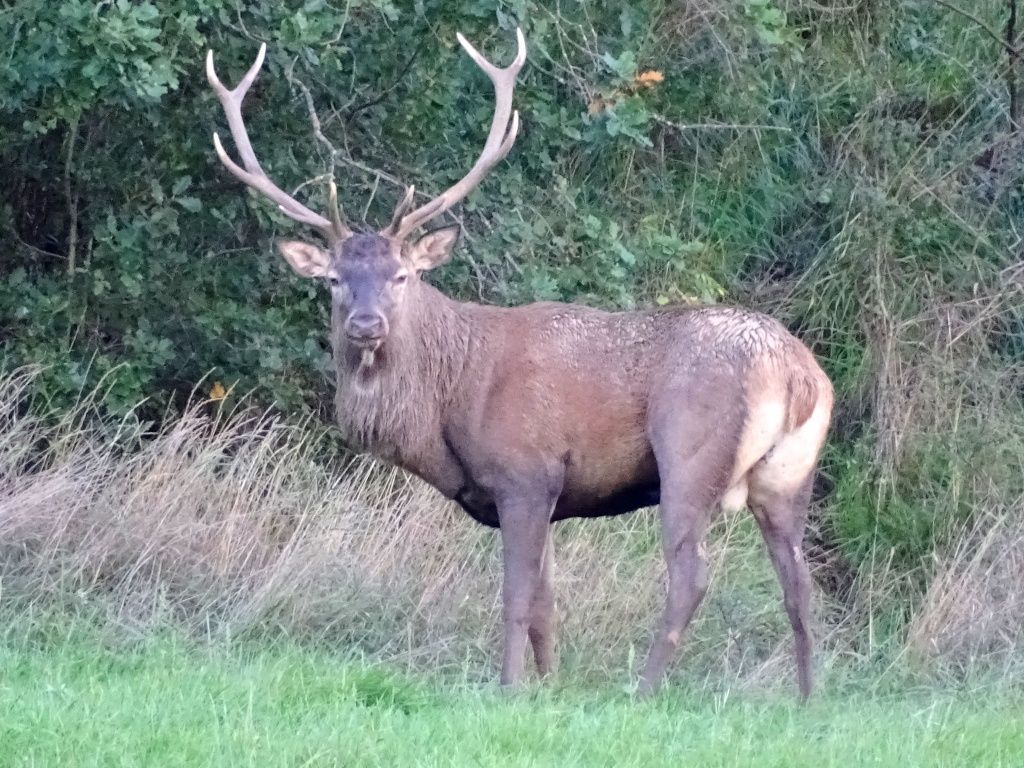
[[331, 281, 472, 459]]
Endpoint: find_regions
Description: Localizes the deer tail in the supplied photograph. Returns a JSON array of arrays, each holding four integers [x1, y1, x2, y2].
[[785, 369, 820, 432]]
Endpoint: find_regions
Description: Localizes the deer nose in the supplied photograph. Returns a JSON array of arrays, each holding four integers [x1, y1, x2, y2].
[[345, 312, 386, 341]]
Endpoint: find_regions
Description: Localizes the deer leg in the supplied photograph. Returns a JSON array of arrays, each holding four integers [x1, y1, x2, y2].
[[497, 489, 556, 687], [528, 529, 557, 677], [639, 398, 741, 696], [637, 490, 714, 696], [751, 476, 815, 700]]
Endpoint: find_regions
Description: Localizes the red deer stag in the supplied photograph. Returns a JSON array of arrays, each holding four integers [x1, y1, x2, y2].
[[207, 29, 833, 699]]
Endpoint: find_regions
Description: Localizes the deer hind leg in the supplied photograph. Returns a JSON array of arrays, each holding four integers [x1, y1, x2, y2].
[[528, 529, 557, 677], [747, 395, 829, 700], [638, 401, 744, 696], [749, 474, 815, 700]]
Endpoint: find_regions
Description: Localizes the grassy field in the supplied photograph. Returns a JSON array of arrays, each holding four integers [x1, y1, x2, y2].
[[2, 632, 1023, 768]]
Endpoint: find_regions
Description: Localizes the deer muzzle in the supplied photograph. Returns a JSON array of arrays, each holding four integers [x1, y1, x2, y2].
[[344, 312, 388, 349]]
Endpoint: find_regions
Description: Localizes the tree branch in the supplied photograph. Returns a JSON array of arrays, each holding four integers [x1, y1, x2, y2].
[[933, 0, 1018, 55], [651, 113, 791, 133], [344, 40, 424, 119], [63, 113, 80, 277]]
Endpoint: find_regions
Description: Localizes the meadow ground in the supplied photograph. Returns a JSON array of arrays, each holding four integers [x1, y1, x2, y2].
[[2, 631, 1023, 768], [2, 371, 1022, 767]]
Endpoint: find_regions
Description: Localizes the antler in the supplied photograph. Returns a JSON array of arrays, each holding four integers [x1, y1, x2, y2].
[[384, 28, 527, 241], [206, 44, 352, 243]]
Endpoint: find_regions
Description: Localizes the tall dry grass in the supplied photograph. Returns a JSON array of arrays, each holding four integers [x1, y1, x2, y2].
[[907, 503, 1024, 677], [0, 368, 805, 685], [0, 367, 1019, 688]]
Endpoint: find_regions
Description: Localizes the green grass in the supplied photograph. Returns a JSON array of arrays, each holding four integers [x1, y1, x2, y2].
[[2, 634, 1022, 767]]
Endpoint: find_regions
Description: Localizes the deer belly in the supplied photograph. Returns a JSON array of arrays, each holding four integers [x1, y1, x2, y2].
[[552, 481, 660, 521], [554, 443, 660, 520]]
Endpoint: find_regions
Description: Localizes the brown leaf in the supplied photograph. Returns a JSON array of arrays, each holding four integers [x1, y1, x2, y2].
[[634, 70, 665, 87]]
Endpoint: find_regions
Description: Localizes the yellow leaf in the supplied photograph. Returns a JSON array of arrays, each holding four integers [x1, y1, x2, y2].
[[209, 381, 227, 401], [635, 70, 664, 87]]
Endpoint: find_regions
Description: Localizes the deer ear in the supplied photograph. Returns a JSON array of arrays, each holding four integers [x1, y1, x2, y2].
[[406, 226, 460, 272], [277, 241, 330, 278]]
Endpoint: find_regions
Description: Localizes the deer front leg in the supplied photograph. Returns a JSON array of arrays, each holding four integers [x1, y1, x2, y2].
[[496, 488, 557, 687], [528, 529, 557, 677]]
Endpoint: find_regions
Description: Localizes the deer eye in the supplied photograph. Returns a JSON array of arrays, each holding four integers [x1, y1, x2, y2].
[[328, 276, 341, 288], [393, 273, 409, 286]]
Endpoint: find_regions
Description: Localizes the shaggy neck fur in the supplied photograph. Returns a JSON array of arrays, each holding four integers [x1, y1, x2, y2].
[[331, 280, 473, 460]]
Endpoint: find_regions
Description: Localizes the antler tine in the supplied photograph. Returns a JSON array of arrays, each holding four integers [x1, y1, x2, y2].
[[383, 185, 417, 236], [207, 44, 351, 243], [389, 28, 527, 241], [328, 178, 350, 237], [456, 26, 528, 77]]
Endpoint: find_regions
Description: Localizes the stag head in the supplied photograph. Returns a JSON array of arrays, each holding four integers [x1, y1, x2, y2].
[[277, 228, 460, 352], [206, 30, 526, 355]]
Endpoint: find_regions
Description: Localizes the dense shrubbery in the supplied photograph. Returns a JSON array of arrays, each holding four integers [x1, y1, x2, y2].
[[2, 1, 1022, 638]]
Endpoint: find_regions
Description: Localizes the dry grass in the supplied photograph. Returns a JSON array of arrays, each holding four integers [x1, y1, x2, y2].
[[0, 366, 1020, 689], [0, 368, 819, 688], [908, 502, 1024, 675]]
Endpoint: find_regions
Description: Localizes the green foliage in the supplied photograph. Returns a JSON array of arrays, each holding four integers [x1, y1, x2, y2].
[[2, 0, 1022, 599], [829, 442, 949, 573], [743, 0, 803, 55], [4, 0, 723, 417]]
